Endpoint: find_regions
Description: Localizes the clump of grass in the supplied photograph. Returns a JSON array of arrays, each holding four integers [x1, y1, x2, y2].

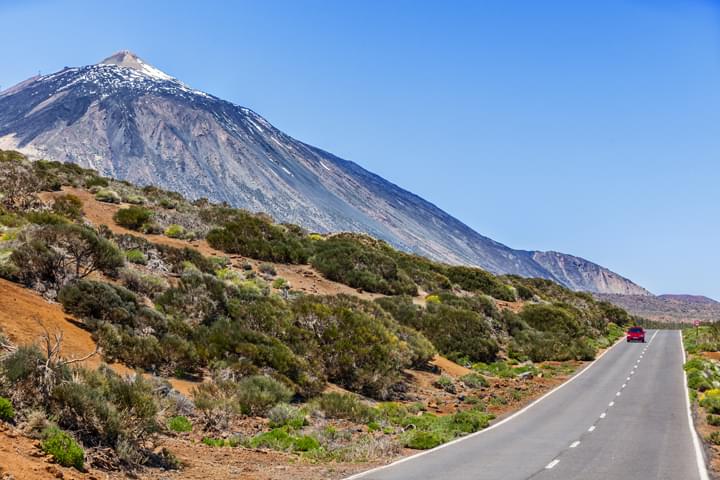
[[125, 249, 147, 264], [460, 372, 488, 389], [268, 403, 306, 429], [0, 397, 14, 421], [164, 224, 186, 239], [434, 375, 456, 393], [167, 415, 192, 433], [248, 427, 320, 452], [95, 189, 121, 204], [313, 393, 377, 423], [707, 414, 720, 427], [41, 426, 84, 470]]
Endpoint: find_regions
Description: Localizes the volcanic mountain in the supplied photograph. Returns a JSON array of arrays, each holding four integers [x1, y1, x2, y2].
[[0, 51, 650, 295]]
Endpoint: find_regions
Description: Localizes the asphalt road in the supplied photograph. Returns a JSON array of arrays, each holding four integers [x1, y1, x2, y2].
[[350, 330, 708, 480]]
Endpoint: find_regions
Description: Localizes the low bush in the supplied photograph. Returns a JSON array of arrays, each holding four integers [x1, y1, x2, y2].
[[403, 430, 443, 450], [41, 426, 84, 470], [443, 266, 516, 301], [434, 375, 456, 393], [235, 375, 293, 416], [164, 224, 185, 238], [248, 427, 320, 452], [86, 176, 108, 188], [310, 234, 417, 296], [123, 194, 146, 205], [268, 403, 306, 429], [125, 249, 147, 264], [707, 414, 720, 427], [259, 262, 277, 276], [0, 397, 14, 421], [95, 189, 121, 203], [709, 431, 720, 446], [314, 393, 377, 423], [119, 269, 168, 298], [114, 206, 152, 231], [460, 372, 489, 389], [167, 415, 192, 433], [25, 211, 69, 225], [52, 194, 84, 220], [206, 212, 312, 264]]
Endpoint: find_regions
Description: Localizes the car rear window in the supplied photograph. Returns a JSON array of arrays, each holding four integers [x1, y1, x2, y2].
[[629, 327, 643, 333]]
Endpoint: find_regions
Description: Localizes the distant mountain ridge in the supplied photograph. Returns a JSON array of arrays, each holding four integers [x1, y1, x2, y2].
[[597, 293, 720, 323], [0, 51, 649, 295]]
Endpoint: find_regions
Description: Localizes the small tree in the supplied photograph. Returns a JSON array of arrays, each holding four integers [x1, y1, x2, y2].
[[11, 225, 124, 292], [52, 194, 84, 221], [114, 206, 152, 231]]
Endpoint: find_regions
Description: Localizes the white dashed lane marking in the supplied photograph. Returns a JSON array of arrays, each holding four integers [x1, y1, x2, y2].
[[569, 441, 580, 448], [588, 426, 596, 432], [545, 459, 560, 469]]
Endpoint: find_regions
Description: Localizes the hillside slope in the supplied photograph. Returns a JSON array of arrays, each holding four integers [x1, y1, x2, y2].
[[0, 51, 646, 295]]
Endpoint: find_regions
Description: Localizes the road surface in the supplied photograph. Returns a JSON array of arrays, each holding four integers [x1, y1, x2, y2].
[[351, 330, 707, 480]]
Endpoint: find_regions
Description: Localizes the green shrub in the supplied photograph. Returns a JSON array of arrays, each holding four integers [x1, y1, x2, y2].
[[123, 194, 146, 205], [125, 249, 147, 264], [403, 430, 443, 450], [259, 263, 277, 276], [268, 403, 306, 429], [167, 416, 192, 433], [460, 372, 489, 389], [86, 176, 109, 188], [707, 414, 720, 427], [709, 431, 720, 446], [0, 397, 14, 421], [235, 375, 294, 416], [444, 266, 516, 301], [164, 224, 185, 238], [310, 234, 417, 295], [114, 206, 152, 231], [95, 189, 121, 203], [249, 427, 320, 452], [701, 392, 720, 414], [314, 393, 377, 423], [11, 225, 124, 290], [434, 375, 456, 393], [206, 212, 312, 264], [52, 194, 84, 220], [118, 269, 168, 298], [41, 427, 84, 470], [26, 211, 69, 225]]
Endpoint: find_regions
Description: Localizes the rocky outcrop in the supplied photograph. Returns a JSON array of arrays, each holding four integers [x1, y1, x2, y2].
[[532, 251, 651, 295], [0, 51, 648, 295]]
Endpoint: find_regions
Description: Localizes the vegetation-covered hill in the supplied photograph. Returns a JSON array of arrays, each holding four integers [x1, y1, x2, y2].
[[0, 150, 632, 477]]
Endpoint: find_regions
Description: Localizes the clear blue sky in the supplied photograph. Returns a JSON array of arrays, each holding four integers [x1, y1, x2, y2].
[[1, 0, 719, 298]]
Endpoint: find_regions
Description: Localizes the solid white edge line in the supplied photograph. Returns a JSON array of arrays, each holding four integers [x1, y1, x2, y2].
[[343, 333, 628, 480], [680, 330, 710, 480], [545, 459, 560, 469]]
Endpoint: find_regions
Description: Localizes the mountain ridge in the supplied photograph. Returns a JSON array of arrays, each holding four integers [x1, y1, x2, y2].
[[0, 51, 649, 295]]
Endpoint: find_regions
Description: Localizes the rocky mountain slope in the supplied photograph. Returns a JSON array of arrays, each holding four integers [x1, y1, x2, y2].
[[0, 51, 647, 294], [597, 293, 720, 323]]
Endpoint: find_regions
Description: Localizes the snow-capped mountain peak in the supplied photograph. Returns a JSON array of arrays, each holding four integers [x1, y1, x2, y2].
[[99, 50, 174, 81]]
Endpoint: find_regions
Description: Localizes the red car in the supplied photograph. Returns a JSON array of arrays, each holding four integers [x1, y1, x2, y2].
[[627, 327, 645, 343]]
